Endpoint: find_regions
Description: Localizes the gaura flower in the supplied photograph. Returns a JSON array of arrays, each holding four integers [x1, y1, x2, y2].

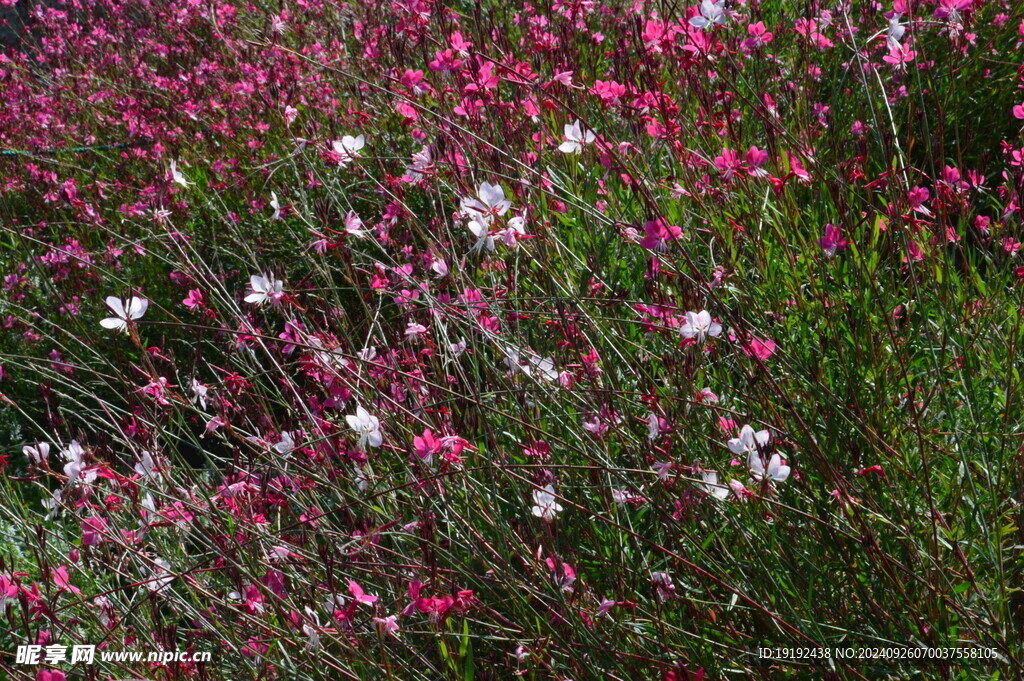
[[244, 273, 284, 306], [650, 571, 675, 601], [100, 296, 148, 333], [332, 135, 365, 165], [134, 450, 158, 479], [728, 424, 770, 457], [405, 145, 433, 181], [700, 470, 730, 500], [342, 210, 368, 239], [169, 159, 192, 187], [468, 219, 495, 253], [886, 12, 906, 49], [23, 442, 50, 465], [461, 182, 511, 220], [558, 120, 596, 154], [531, 484, 563, 521], [274, 431, 296, 454], [818, 223, 848, 257], [374, 615, 400, 637], [496, 216, 528, 247], [689, 0, 727, 29], [270, 192, 282, 220], [678, 310, 722, 341], [639, 218, 682, 251], [348, 579, 379, 606], [147, 558, 174, 593], [749, 452, 791, 483], [346, 406, 383, 449]]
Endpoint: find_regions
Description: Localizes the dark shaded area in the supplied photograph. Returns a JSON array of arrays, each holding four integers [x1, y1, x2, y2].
[[0, 0, 56, 50]]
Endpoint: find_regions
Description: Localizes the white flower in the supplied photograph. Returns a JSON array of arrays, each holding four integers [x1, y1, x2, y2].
[[700, 470, 730, 500], [689, 0, 727, 29], [134, 450, 158, 479], [749, 452, 791, 484], [141, 493, 157, 518], [886, 13, 906, 49], [147, 558, 174, 593], [558, 120, 596, 154], [358, 346, 377, 362], [274, 431, 296, 454], [190, 379, 209, 410], [727, 424, 770, 456], [353, 466, 370, 492], [61, 440, 86, 482], [169, 159, 192, 187], [244, 273, 284, 306], [270, 192, 282, 220], [23, 442, 50, 465], [346, 406, 383, 449], [503, 347, 558, 382], [405, 322, 429, 340], [333, 135, 365, 165], [100, 296, 148, 333], [679, 310, 721, 341], [303, 623, 321, 650], [531, 485, 563, 521], [468, 219, 495, 253], [461, 181, 511, 219], [42, 489, 63, 519]]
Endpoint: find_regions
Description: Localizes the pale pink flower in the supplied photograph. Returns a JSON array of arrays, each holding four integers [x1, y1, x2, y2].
[[679, 310, 722, 341]]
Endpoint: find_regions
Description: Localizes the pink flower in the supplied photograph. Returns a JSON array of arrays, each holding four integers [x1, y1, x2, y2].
[[745, 145, 769, 173], [53, 565, 81, 595], [854, 465, 885, 478], [818, 224, 848, 257], [650, 571, 675, 601], [348, 579, 378, 606], [182, 289, 204, 310], [639, 218, 682, 251], [38, 672, 67, 681], [743, 21, 774, 50], [81, 516, 108, 546], [698, 387, 719, 403], [882, 43, 916, 67], [740, 337, 776, 361], [713, 148, 744, 179], [413, 429, 440, 464], [729, 480, 754, 500]]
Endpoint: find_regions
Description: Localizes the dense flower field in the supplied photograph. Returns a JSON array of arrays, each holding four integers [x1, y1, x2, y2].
[[1, 0, 1024, 678]]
